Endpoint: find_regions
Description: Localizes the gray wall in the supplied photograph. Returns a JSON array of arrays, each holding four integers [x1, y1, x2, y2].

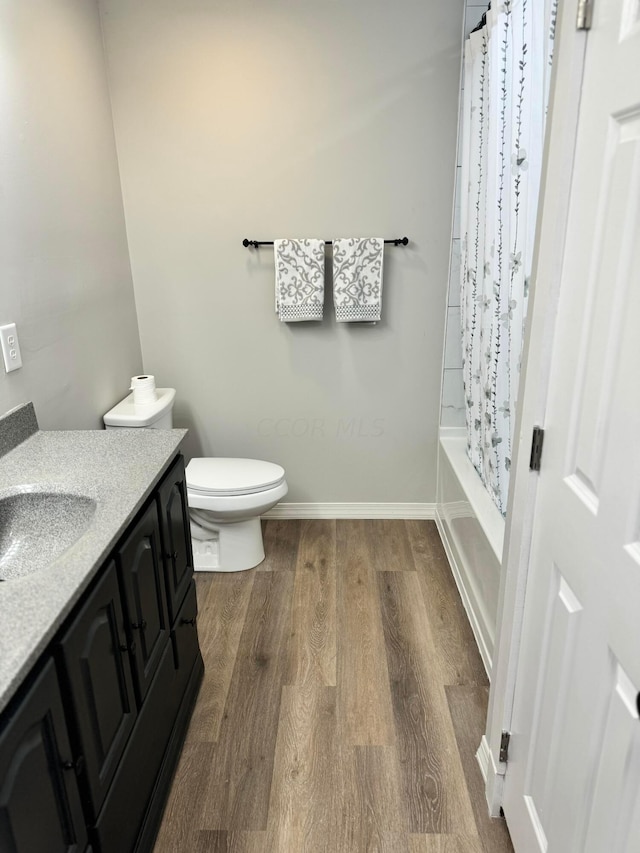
[[101, 0, 464, 502], [0, 0, 142, 429]]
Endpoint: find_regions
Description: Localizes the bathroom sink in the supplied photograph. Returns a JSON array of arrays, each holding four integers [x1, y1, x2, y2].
[[0, 491, 97, 581]]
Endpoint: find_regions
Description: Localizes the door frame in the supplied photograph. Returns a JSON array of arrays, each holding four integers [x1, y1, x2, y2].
[[480, 0, 589, 815]]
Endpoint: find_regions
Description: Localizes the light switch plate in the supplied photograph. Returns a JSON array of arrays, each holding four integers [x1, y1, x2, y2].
[[0, 323, 23, 372]]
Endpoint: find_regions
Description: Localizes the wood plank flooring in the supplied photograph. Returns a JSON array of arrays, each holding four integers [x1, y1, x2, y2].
[[154, 520, 513, 853]]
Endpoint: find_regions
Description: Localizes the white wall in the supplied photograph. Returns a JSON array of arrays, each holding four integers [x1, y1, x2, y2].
[[0, 0, 142, 429], [100, 0, 464, 503]]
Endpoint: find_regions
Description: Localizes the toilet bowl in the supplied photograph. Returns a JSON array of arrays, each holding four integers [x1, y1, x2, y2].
[[102, 389, 288, 572], [187, 457, 287, 572]]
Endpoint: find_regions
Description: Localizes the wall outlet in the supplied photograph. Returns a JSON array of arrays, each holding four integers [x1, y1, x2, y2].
[[0, 323, 23, 372]]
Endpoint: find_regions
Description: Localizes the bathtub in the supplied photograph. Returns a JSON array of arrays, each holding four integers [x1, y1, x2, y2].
[[436, 429, 505, 675]]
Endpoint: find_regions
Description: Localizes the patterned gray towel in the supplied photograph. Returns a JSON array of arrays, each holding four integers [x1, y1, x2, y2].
[[333, 238, 384, 322], [274, 238, 325, 322]]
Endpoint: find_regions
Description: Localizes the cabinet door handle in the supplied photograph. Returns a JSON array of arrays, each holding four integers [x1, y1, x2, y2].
[[166, 551, 178, 561], [180, 617, 196, 627], [132, 619, 147, 631], [119, 640, 137, 655], [62, 754, 85, 776]]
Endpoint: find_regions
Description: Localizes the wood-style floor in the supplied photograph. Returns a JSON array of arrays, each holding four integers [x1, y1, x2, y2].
[[154, 520, 513, 853]]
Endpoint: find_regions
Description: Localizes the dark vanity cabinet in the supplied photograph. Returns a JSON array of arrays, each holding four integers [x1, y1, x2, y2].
[[0, 454, 203, 853], [117, 501, 170, 706], [0, 658, 89, 853], [157, 460, 193, 624], [59, 561, 137, 820]]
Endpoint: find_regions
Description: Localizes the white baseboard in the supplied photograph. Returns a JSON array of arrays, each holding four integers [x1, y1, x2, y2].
[[435, 508, 493, 677], [263, 502, 436, 520], [482, 737, 506, 817], [476, 735, 491, 783]]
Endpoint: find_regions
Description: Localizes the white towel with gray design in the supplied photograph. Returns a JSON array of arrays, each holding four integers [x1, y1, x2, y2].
[[332, 237, 384, 322], [274, 238, 325, 322]]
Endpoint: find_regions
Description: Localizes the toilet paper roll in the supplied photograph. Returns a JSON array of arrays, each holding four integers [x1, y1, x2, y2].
[[130, 375, 158, 404], [131, 374, 155, 389]]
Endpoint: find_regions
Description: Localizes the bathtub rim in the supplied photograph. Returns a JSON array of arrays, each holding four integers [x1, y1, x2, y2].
[[436, 427, 506, 676], [438, 428, 505, 562]]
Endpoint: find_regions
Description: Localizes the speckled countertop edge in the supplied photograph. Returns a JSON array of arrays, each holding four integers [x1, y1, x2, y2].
[[0, 424, 187, 713]]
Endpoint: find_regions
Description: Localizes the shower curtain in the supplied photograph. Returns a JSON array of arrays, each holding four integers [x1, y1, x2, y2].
[[460, 0, 558, 515]]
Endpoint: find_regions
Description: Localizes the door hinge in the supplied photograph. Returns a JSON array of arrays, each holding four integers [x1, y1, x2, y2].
[[500, 731, 511, 763], [576, 0, 594, 29], [529, 426, 544, 471]]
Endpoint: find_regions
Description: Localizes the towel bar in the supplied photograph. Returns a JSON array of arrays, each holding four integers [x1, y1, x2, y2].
[[242, 237, 409, 248]]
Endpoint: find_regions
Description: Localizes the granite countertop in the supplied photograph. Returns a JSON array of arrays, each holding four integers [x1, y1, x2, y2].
[[0, 403, 187, 713]]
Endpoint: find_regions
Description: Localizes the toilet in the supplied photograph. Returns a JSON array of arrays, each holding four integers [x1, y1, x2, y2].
[[103, 388, 288, 572]]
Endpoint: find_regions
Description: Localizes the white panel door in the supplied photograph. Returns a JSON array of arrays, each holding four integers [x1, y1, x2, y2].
[[502, 0, 640, 851]]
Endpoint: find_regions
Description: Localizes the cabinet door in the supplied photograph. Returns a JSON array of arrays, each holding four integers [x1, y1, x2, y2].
[[0, 658, 88, 853], [92, 642, 176, 853], [117, 500, 169, 705], [157, 455, 194, 624], [59, 560, 136, 821], [171, 580, 201, 696]]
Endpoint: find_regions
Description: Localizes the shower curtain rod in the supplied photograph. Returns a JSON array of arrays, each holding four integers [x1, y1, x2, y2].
[[242, 237, 409, 248]]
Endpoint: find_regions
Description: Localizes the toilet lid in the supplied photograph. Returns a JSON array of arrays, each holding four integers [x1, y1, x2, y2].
[[186, 458, 286, 497]]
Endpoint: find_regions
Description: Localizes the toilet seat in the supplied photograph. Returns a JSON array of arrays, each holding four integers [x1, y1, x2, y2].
[[186, 458, 286, 497]]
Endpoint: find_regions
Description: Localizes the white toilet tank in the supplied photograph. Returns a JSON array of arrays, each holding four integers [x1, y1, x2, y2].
[[103, 388, 176, 430]]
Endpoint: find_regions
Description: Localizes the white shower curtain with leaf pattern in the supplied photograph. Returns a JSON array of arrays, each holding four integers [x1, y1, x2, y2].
[[460, 0, 558, 515]]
